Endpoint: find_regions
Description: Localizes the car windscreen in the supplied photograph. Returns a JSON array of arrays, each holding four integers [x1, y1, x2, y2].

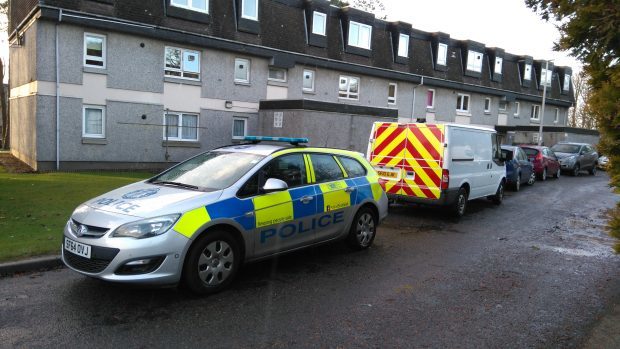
[[522, 148, 539, 157], [150, 151, 265, 191], [551, 144, 580, 153]]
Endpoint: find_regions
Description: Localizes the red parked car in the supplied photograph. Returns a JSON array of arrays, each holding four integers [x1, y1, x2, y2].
[[520, 145, 561, 180]]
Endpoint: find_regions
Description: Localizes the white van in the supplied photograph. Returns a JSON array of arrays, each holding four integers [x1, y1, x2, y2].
[[367, 122, 506, 217]]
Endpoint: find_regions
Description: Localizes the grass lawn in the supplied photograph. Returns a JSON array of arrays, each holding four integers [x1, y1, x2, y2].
[[0, 167, 151, 262]]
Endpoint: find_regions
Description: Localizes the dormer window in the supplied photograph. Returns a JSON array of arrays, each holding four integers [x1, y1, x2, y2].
[[524, 64, 532, 81], [312, 11, 326, 36], [348, 21, 372, 50], [541, 68, 552, 87], [466, 50, 483, 72], [563, 74, 571, 91], [397, 34, 409, 58], [494, 57, 503, 75], [241, 0, 258, 21], [171, 0, 208, 13], [437, 43, 447, 66]]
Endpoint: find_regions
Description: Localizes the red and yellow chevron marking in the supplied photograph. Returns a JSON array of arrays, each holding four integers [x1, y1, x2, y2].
[[370, 123, 445, 200]]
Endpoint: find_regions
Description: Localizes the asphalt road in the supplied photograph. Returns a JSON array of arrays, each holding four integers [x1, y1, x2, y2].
[[1, 172, 619, 348]]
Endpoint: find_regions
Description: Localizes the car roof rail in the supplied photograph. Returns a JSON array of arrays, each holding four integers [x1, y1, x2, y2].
[[243, 136, 309, 146]]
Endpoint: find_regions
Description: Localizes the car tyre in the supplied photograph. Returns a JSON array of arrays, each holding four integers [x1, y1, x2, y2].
[[346, 206, 377, 250], [452, 187, 468, 218], [514, 174, 521, 191], [572, 164, 580, 176], [553, 168, 561, 179], [527, 171, 536, 185], [182, 230, 241, 295], [589, 166, 597, 175], [492, 181, 504, 205], [540, 167, 547, 181]]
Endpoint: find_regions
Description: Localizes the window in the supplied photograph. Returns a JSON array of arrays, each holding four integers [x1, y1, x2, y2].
[[426, 89, 436, 109], [388, 83, 397, 104], [165, 47, 200, 80], [310, 154, 345, 183], [261, 154, 307, 188], [554, 108, 559, 123], [83, 106, 105, 138], [541, 68, 552, 87], [164, 112, 198, 141], [398, 33, 409, 57], [268, 67, 287, 82], [530, 105, 540, 120], [494, 57, 503, 75], [499, 100, 507, 111], [437, 43, 448, 66], [302, 69, 315, 92], [338, 156, 367, 178], [563, 74, 571, 91], [171, 0, 208, 13], [456, 93, 470, 113], [232, 117, 247, 139], [241, 0, 258, 20], [312, 11, 326, 36], [348, 21, 372, 50], [466, 50, 483, 72], [532, 132, 539, 144], [524, 64, 532, 81], [84, 33, 106, 68], [514, 102, 520, 116], [338, 75, 360, 100], [234, 58, 250, 83], [484, 98, 491, 113]]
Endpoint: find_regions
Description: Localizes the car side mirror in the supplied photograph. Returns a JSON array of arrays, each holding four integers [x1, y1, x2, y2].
[[262, 178, 288, 193]]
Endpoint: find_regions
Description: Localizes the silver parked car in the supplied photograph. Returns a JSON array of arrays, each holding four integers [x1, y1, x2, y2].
[[551, 142, 599, 176], [62, 137, 389, 295]]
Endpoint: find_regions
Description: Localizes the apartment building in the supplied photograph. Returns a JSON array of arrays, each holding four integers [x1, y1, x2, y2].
[[8, 0, 586, 171]]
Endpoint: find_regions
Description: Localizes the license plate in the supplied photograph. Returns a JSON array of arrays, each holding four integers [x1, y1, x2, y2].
[[64, 237, 92, 259], [377, 170, 398, 179]]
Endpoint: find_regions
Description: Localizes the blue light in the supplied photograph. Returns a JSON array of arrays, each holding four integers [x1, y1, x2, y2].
[[244, 136, 309, 145]]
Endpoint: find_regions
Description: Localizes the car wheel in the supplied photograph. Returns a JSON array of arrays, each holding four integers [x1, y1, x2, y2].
[[492, 181, 504, 205], [452, 187, 468, 218], [540, 167, 547, 181], [527, 171, 536, 185], [553, 168, 561, 179], [572, 164, 580, 176], [514, 174, 521, 191], [347, 206, 377, 250], [183, 230, 241, 295], [589, 166, 597, 175]]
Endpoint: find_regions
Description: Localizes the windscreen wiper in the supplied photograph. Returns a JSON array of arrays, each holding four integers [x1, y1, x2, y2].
[[151, 180, 199, 190]]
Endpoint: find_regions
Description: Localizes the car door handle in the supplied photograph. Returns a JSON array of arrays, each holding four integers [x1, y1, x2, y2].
[[300, 195, 314, 204], [344, 187, 355, 193], [244, 211, 255, 217]]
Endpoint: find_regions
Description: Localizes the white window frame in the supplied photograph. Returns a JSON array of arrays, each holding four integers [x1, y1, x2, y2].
[[163, 112, 199, 141], [171, 0, 209, 14], [234, 58, 251, 84], [494, 57, 503, 75], [302, 69, 315, 92], [164, 46, 201, 80], [397, 33, 409, 58], [82, 105, 106, 139], [456, 93, 470, 114], [232, 117, 248, 140], [426, 89, 435, 109], [338, 75, 360, 100], [484, 97, 491, 113], [437, 43, 448, 66], [268, 67, 287, 83], [532, 132, 539, 144], [312, 11, 327, 36], [541, 68, 552, 87], [388, 83, 397, 105], [514, 102, 520, 117], [563, 74, 571, 91], [84, 33, 106, 69], [531, 104, 541, 120], [466, 50, 483, 72], [241, 0, 259, 21], [524, 64, 532, 81], [348, 21, 372, 50], [554, 108, 559, 123]]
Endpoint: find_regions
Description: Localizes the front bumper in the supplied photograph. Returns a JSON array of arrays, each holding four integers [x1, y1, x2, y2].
[[61, 222, 191, 285]]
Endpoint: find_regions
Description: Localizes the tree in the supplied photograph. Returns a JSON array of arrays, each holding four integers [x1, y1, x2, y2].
[[330, 0, 387, 19], [526, 0, 620, 251]]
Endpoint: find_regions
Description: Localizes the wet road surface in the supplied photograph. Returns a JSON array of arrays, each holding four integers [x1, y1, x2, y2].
[[1, 172, 618, 348]]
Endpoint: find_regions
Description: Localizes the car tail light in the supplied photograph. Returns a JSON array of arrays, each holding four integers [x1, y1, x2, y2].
[[536, 151, 543, 161], [441, 169, 449, 190]]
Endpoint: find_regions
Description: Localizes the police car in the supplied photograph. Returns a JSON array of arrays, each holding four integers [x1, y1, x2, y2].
[[62, 137, 388, 294]]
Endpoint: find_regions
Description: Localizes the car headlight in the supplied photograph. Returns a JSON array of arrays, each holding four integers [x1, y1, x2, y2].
[[112, 214, 181, 239]]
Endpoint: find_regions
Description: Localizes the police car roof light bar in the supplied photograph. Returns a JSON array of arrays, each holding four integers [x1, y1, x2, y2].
[[244, 136, 309, 146]]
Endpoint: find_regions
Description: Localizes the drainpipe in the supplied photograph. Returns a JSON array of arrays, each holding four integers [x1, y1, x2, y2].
[[56, 9, 63, 170], [411, 76, 423, 122]]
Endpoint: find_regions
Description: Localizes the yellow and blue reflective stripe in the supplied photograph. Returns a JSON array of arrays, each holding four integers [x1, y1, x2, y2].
[[333, 156, 348, 178], [252, 191, 294, 228], [318, 180, 351, 212], [174, 207, 211, 238]]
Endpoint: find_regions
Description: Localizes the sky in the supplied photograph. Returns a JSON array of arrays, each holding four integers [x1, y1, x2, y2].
[[380, 0, 581, 72]]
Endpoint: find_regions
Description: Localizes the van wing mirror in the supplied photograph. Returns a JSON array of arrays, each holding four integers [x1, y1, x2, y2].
[[262, 178, 288, 193], [500, 152, 508, 161]]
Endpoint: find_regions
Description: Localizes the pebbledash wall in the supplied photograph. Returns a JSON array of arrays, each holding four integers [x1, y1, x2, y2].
[[8, 0, 590, 171]]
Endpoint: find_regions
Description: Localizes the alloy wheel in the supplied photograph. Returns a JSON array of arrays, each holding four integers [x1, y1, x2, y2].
[[198, 240, 235, 286]]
